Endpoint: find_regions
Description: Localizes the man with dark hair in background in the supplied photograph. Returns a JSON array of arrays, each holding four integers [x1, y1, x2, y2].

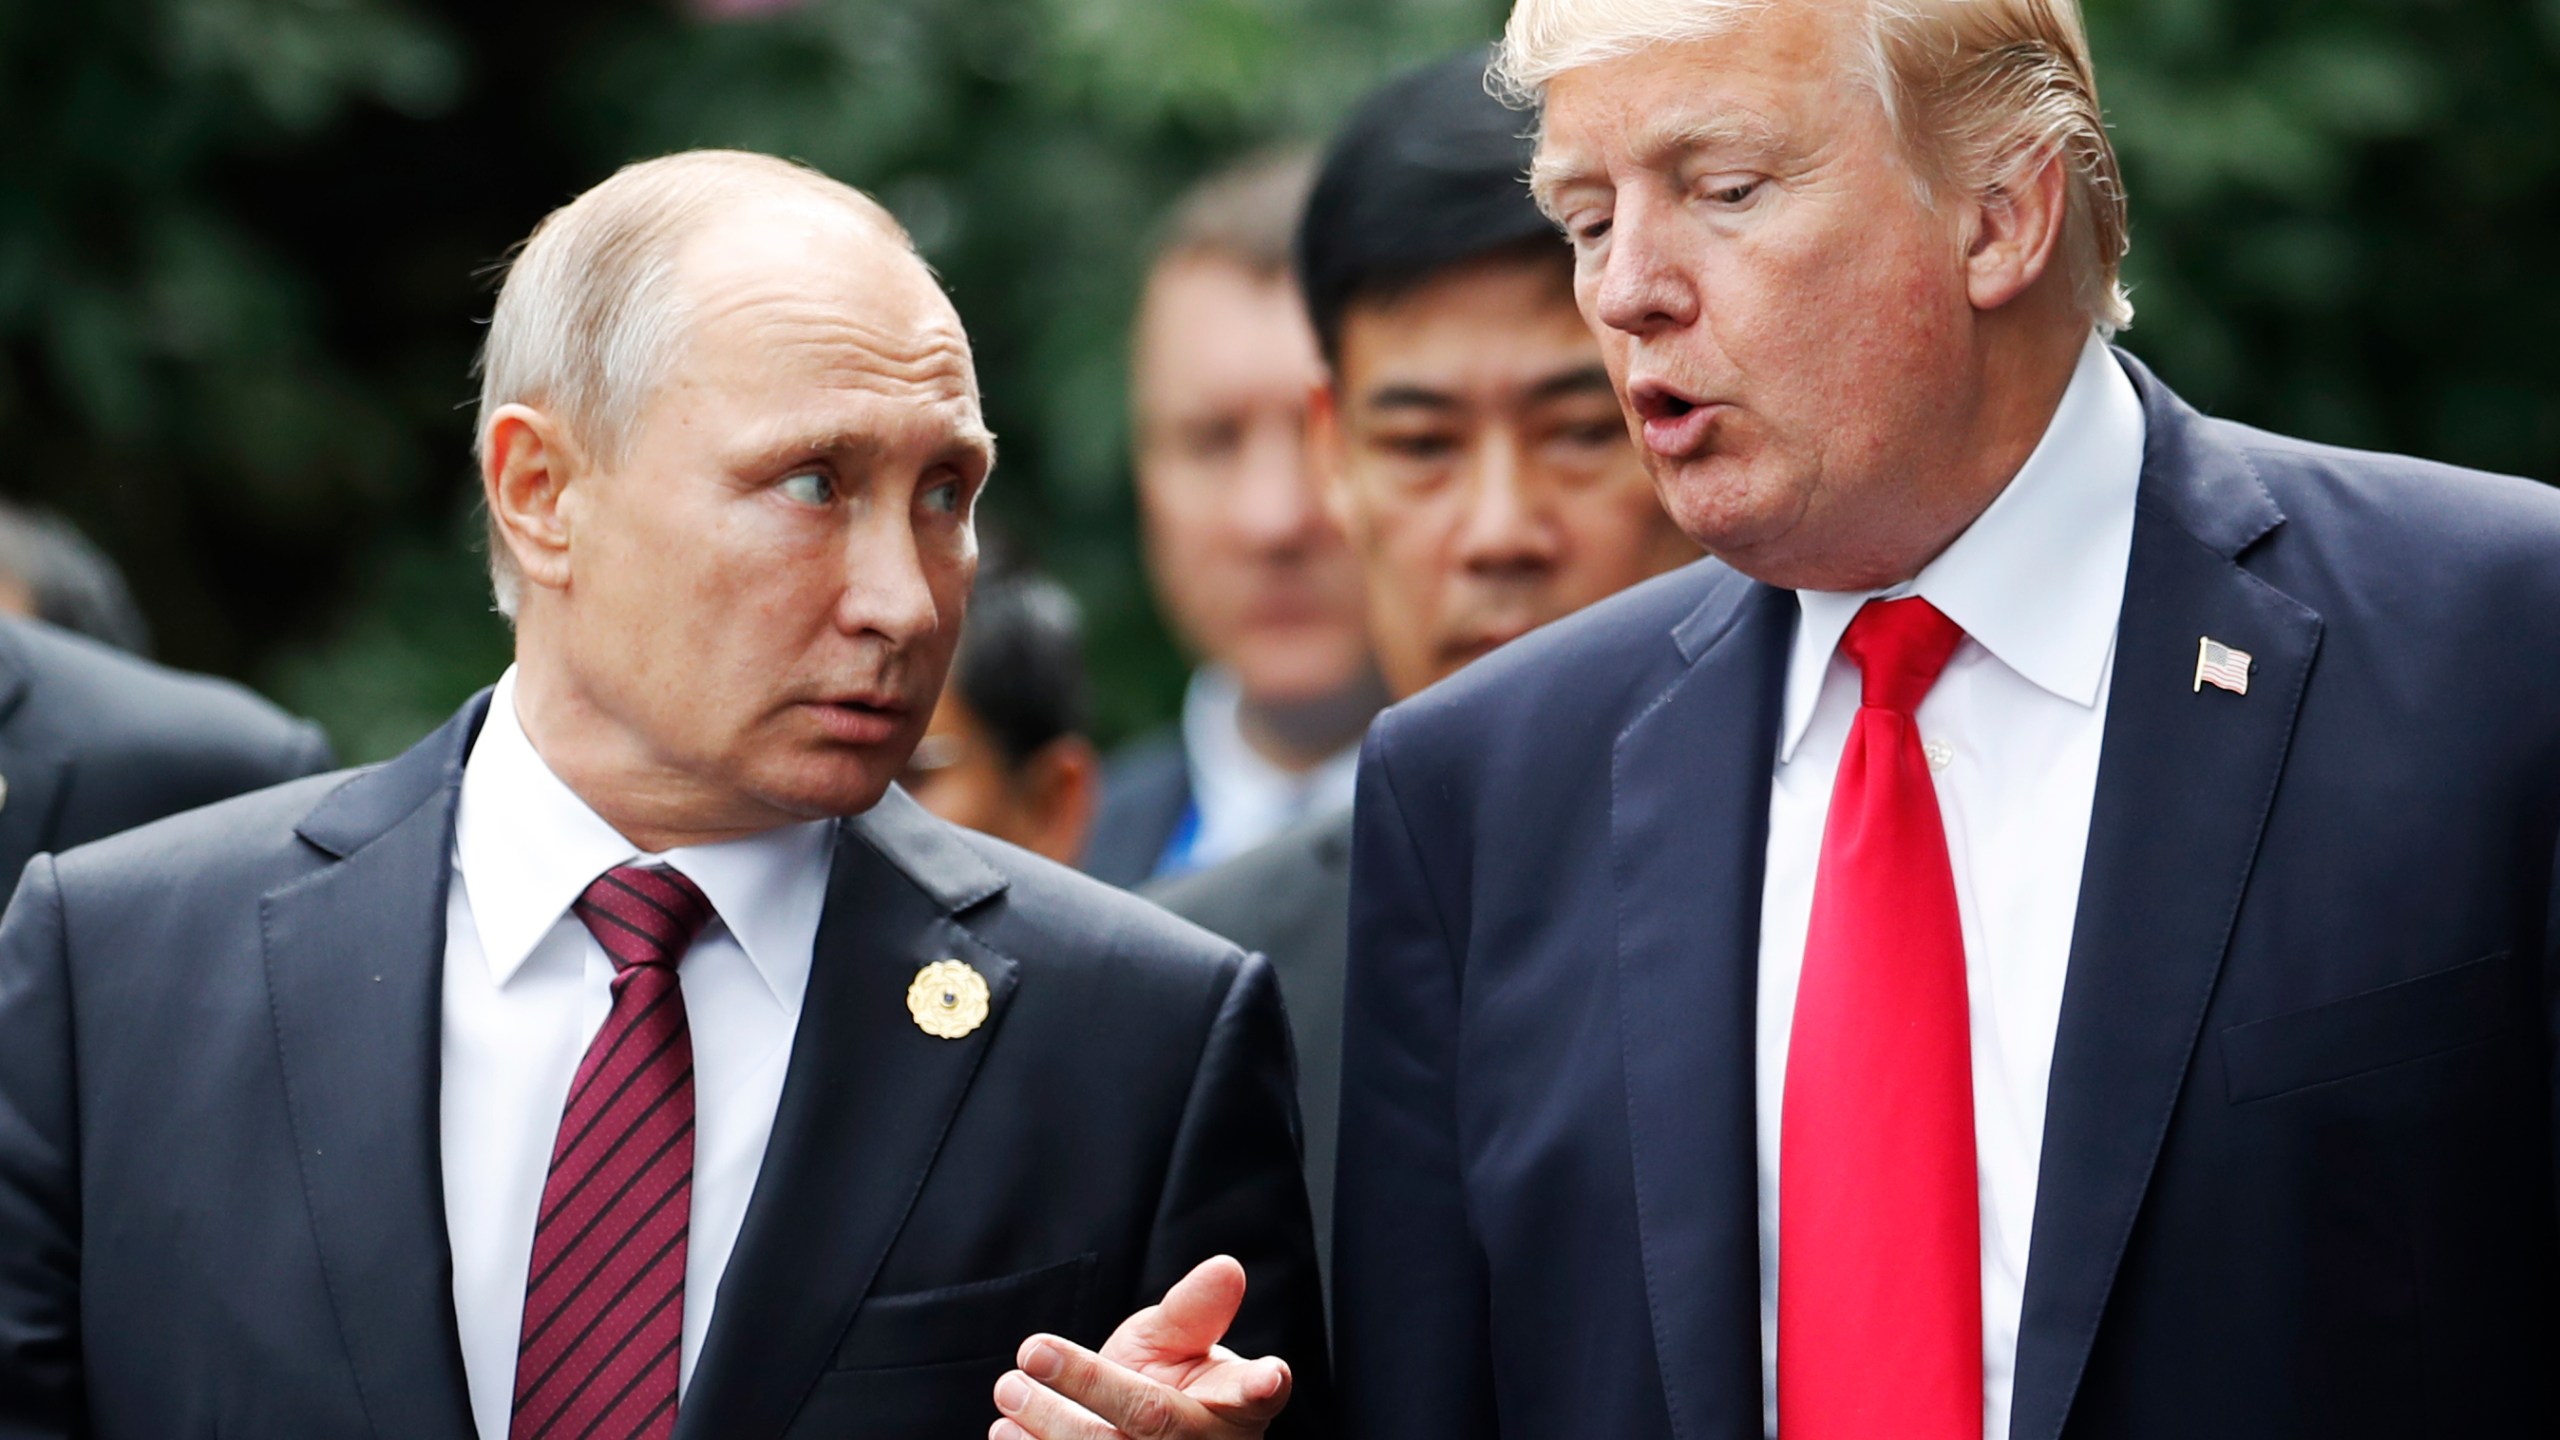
[[1148, 49, 1696, 1290], [903, 560, 1101, 866], [1083, 150, 1385, 888]]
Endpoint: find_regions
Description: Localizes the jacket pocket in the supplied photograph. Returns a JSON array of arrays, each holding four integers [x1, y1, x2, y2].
[[830, 1253, 1096, 1371], [2221, 951, 2515, 1105]]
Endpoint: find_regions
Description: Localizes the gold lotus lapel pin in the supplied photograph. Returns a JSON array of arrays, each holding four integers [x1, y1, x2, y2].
[[908, 958, 991, 1039], [2193, 636, 2252, 696]]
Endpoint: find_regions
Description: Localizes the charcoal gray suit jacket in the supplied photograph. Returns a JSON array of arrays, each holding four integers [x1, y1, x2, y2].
[[0, 616, 329, 896], [0, 693, 1329, 1439]]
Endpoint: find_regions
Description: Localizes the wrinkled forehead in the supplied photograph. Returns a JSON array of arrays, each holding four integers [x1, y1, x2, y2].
[[667, 204, 991, 441]]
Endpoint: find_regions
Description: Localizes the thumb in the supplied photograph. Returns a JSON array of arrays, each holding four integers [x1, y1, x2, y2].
[[1112, 1254, 1247, 1360]]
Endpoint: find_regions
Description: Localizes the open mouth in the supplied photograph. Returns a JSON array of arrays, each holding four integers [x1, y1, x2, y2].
[[1629, 379, 1706, 421], [1628, 379, 1722, 458]]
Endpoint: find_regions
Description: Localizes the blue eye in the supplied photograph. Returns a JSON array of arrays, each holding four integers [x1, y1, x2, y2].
[[922, 478, 963, 515], [780, 471, 835, 506]]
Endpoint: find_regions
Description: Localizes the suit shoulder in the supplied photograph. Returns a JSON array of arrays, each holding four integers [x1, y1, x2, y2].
[[1147, 808, 1348, 939], [47, 766, 353, 901], [944, 823, 1251, 987], [1373, 557, 1735, 760], [2211, 418, 2560, 555], [2, 620, 322, 776]]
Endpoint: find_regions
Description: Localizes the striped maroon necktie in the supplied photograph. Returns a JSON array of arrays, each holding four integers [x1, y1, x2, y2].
[[510, 863, 715, 1440]]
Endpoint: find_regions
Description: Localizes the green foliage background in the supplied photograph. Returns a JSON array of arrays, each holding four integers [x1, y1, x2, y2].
[[2, 0, 2553, 761]]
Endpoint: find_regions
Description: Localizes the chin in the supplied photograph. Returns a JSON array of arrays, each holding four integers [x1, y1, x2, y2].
[[1656, 459, 1801, 559], [751, 759, 900, 823]]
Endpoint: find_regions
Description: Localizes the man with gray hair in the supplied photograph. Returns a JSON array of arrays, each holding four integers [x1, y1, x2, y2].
[[1337, 1, 2560, 1437], [0, 149, 1327, 1439]]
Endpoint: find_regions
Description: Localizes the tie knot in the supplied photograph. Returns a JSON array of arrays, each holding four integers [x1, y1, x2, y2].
[[1839, 597, 1966, 714], [571, 863, 716, 973]]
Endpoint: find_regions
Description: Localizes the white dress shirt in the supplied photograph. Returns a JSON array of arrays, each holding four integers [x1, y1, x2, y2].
[[442, 668, 833, 1440], [1176, 665, 1363, 873], [1755, 337, 2147, 1440]]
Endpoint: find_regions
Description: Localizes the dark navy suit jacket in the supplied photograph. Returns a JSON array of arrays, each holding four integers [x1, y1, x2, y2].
[[0, 695, 1330, 1439], [1335, 354, 2560, 1439]]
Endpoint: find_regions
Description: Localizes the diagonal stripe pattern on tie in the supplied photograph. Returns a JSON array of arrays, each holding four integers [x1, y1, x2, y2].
[[1781, 596, 1982, 1440], [511, 863, 716, 1440]]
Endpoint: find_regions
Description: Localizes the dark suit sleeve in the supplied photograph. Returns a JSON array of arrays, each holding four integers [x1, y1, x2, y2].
[[0, 858, 85, 1437], [1334, 721, 1497, 1440], [279, 721, 335, 784], [1139, 950, 1335, 1437]]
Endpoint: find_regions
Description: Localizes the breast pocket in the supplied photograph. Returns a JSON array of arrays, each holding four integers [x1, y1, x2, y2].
[[830, 1253, 1097, 1372], [2221, 951, 2517, 1105]]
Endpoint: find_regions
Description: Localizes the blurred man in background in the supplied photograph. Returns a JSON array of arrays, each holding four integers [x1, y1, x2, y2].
[[1083, 150, 1385, 888], [1149, 49, 1696, 1288], [903, 559, 1100, 866], [0, 498, 330, 898], [0, 499, 153, 655]]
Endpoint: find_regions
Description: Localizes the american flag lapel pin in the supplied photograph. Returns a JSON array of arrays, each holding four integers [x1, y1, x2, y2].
[[2194, 636, 2252, 696]]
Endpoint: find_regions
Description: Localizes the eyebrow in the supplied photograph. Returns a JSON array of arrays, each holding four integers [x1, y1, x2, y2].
[[1524, 363, 1616, 405], [741, 423, 998, 474], [1529, 110, 1790, 215], [1358, 363, 1616, 415]]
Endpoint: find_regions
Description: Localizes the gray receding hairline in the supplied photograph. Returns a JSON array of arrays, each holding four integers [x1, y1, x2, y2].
[[472, 149, 917, 618]]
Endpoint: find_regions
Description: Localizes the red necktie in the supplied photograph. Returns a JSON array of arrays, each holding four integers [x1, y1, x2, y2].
[[1779, 597, 1981, 1440], [510, 863, 715, 1440]]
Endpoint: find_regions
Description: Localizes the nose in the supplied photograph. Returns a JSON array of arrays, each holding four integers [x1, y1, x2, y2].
[[1590, 191, 1699, 338], [836, 513, 947, 646], [1454, 433, 1562, 577], [1229, 414, 1325, 555]]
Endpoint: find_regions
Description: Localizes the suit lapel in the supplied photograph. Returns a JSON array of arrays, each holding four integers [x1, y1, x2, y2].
[[1611, 570, 1793, 1440], [261, 699, 486, 1440], [2008, 359, 2322, 1440], [678, 787, 1013, 1440]]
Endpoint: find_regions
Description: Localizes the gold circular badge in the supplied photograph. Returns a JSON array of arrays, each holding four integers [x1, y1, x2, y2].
[[907, 959, 991, 1040]]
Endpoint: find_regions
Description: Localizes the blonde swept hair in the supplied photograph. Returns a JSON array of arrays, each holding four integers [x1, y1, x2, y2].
[[472, 149, 912, 616], [1497, 0, 2133, 335]]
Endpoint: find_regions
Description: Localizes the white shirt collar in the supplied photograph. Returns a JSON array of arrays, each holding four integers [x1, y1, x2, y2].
[[454, 667, 835, 1000], [1779, 335, 2147, 762], [1178, 665, 1363, 863]]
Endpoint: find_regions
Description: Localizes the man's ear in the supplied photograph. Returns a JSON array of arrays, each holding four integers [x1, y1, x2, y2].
[[1962, 146, 2070, 313], [482, 404, 584, 599], [1306, 379, 1353, 532]]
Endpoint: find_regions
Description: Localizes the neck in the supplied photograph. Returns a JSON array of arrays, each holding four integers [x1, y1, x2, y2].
[[1232, 667, 1387, 773], [509, 644, 794, 855], [1776, 317, 2090, 594]]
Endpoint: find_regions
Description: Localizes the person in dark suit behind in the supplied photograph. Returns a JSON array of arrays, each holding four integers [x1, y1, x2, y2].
[[0, 149, 1325, 1440], [1083, 152, 1384, 889], [1151, 50, 1696, 1286], [0, 613, 331, 898], [902, 559, 1101, 867], [1337, 1, 2560, 1437]]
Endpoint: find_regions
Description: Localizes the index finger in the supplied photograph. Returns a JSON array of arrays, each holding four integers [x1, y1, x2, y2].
[[1016, 1333, 1207, 1439]]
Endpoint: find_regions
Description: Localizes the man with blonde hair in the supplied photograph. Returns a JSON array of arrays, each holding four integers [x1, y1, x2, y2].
[[0, 149, 1328, 1438], [1337, 1, 2560, 1437]]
